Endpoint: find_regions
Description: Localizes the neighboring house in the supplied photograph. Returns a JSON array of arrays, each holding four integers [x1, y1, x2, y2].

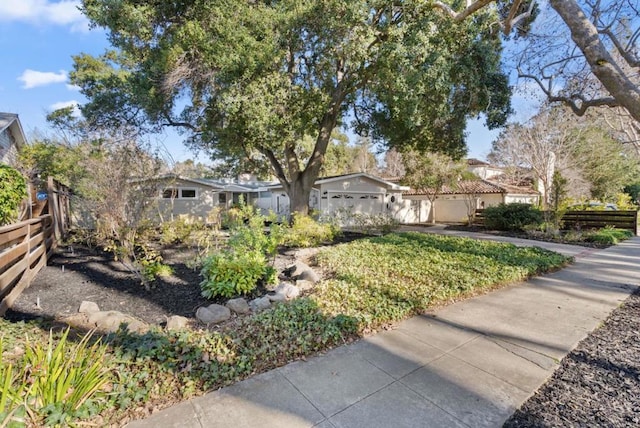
[[0, 113, 26, 166], [268, 173, 411, 220], [147, 175, 275, 222], [466, 158, 503, 180], [404, 179, 540, 223]]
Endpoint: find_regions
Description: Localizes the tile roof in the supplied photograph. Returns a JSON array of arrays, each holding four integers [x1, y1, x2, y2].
[[404, 179, 539, 196]]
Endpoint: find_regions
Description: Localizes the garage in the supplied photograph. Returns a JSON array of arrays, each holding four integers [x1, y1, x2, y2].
[[327, 192, 384, 215]]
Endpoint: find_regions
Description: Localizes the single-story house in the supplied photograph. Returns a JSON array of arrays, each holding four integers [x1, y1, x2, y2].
[[145, 175, 275, 222], [404, 179, 540, 223], [0, 113, 26, 166], [268, 173, 411, 220]]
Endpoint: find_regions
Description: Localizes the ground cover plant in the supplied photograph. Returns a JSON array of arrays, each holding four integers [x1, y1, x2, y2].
[[1, 232, 571, 426]]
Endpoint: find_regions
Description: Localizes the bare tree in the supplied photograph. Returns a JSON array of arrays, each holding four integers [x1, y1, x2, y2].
[[431, 1, 640, 123], [380, 148, 406, 178], [489, 107, 582, 208]]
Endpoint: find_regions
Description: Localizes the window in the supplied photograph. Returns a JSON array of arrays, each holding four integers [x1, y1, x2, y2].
[[181, 189, 196, 198], [162, 187, 197, 199], [219, 193, 227, 204], [162, 188, 178, 199]]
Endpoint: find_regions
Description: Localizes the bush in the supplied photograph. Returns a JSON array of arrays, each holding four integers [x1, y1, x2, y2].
[[200, 251, 275, 298], [483, 203, 543, 231], [0, 165, 27, 226], [283, 215, 339, 248], [584, 226, 633, 246]]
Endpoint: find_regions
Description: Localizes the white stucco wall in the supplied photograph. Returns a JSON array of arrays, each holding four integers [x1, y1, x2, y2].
[[153, 179, 221, 222]]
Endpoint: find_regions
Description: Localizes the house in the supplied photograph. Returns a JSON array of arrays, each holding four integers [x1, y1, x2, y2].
[[466, 158, 503, 180], [146, 175, 276, 222], [404, 179, 540, 223], [0, 113, 26, 166], [268, 173, 411, 220]]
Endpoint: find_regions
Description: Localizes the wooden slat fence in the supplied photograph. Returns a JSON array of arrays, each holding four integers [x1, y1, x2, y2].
[[0, 177, 71, 316], [0, 215, 54, 315], [561, 210, 638, 235], [474, 209, 638, 235]]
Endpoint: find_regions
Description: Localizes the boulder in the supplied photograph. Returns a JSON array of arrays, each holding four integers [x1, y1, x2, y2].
[[295, 279, 315, 292], [226, 298, 251, 314], [166, 315, 190, 331], [249, 296, 271, 312], [78, 301, 100, 314], [267, 282, 300, 302], [286, 261, 320, 283], [87, 310, 149, 333], [196, 304, 231, 325]]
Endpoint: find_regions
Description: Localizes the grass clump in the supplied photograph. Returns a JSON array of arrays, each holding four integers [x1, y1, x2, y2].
[[583, 226, 634, 245], [283, 215, 340, 248]]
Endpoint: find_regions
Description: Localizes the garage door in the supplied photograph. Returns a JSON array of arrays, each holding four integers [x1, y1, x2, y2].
[[328, 192, 384, 215]]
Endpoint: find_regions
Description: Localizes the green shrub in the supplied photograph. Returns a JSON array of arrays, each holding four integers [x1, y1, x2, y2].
[[283, 215, 339, 247], [584, 226, 633, 245], [0, 165, 27, 226], [483, 203, 543, 231], [200, 251, 274, 298], [160, 217, 206, 245]]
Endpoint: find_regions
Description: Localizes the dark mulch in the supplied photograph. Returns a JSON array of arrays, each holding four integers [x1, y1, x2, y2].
[[503, 287, 640, 427], [5, 245, 211, 325]]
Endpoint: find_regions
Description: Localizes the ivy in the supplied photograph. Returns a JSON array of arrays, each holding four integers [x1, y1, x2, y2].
[[0, 165, 27, 226]]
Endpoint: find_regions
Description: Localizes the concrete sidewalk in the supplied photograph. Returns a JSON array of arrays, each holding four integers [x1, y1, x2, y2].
[[127, 236, 640, 428]]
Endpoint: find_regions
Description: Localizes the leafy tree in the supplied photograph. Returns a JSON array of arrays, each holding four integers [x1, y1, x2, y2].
[[73, 0, 511, 215], [401, 151, 466, 224]]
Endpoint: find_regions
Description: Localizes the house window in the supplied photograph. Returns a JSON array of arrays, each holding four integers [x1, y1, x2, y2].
[[181, 189, 196, 198], [161, 187, 197, 199], [219, 193, 227, 204], [162, 188, 178, 199]]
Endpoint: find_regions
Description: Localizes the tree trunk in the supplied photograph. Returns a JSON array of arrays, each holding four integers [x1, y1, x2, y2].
[[287, 173, 315, 217], [550, 0, 640, 122]]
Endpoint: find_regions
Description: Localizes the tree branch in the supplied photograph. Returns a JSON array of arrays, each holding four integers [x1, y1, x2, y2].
[[430, 0, 495, 22]]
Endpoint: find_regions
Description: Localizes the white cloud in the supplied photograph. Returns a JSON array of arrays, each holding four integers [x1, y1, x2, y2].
[[49, 100, 81, 116], [66, 83, 82, 91], [18, 69, 68, 89], [0, 0, 89, 32]]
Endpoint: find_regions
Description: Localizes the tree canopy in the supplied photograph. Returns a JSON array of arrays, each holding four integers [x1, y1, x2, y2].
[[73, 0, 511, 214]]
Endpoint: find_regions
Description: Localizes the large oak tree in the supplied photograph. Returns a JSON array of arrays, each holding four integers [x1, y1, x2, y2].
[[73, 0, 511, 214]]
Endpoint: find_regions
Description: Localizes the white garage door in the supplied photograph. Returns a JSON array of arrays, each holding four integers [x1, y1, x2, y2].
[[328, 192, 384, 215]]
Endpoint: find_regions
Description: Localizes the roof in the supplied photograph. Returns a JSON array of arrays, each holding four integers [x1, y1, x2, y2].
[[145, 174, 277, 192], [466, 158, 490, 166], [314, 172, 409, 191], [404, 179, 539, 196], [0, 113, 27, 148]]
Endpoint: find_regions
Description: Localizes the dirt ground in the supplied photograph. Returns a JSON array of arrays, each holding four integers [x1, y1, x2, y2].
[[5, 244, 296, 326]]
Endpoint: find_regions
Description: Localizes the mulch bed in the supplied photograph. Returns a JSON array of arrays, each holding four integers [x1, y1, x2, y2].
[[5, 244, 212, 325], [503, 287, 640, 427]]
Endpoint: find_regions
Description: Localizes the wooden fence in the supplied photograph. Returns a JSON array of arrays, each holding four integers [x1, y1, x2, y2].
[[0, 216, 54, 315], [0, 178, 70, 316], [561, 210, 638, 235], [474, 209, 638, 235]]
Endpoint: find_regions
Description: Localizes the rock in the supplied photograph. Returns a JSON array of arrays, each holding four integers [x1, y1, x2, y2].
[[87, 310, 149, 333], [196, 304, 231, 324], [78, 301, 100, 314], [267, 283, 300, 302], [298, 267, 320, 283], [249, 296, 271, 312], [226, 298, 251, 314], [296, 279, 315, 291], [286, 261, 320, 283], [166, 315, 189, 331]]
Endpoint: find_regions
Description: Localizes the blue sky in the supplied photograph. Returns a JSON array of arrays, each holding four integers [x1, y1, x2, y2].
[[0, 0, 537, 164]]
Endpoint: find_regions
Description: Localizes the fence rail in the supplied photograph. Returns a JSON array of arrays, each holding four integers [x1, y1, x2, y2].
[[0, 216, 54, 315], [561, 210, 638, 235]]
